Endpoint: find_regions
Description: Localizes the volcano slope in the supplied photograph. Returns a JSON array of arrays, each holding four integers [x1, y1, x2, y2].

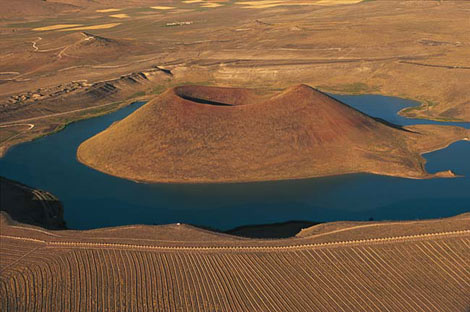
[[1, 212, 470, 311], [77, 84, 469, 183]]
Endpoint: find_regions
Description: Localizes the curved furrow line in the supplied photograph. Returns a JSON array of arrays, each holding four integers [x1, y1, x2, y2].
[[164, 253, 187, 310], [202, 254, 243, 311], [383, 244, 456, 307], [78, 250, 93, 310], [366, 244, 451, 311], [188, 253, 222, 311], [206, 254, 251, 311], [188, 252, 219, 311], [60, 253, 75, 311], [323, 248, 383, 312], [263, 252, 317, 310], [282, 250, 333, 311], [315, 248, 372, 311], [338, 247, 420, 312], [347, 247, 405, 312], [198, 253, 237, 311], [70, 251, 85, 310], [413, 243, 468, 291], [423, 241, 470, 288], [135, 252, 152, 311], [340, 247, 402, 312], [118, 250, 132, 311], [350, 247, 417, 312], [109, 249, 122, 311], [160, 253, 179, 309], [97, 250, 109, 311], [250, 253, 305, 312], [290, 250, 339, 311], [301, 250, 356, 311], [122, 250, 138, 312], [124, 250, 140, 312], [0, 279, 10, 311], [217, 253, 266, 311], [106, 250, 120, 311], [154, 252, 172, 310], [439, 240, 470, 276], [229, 253, 282, 312], [176, 253, 201, 310], [87, 249, 102, 310], [148, 253, 165, 309], [134, 251, 151, 311], [172, 253, 193, 310], [15, 268, 28, 311]]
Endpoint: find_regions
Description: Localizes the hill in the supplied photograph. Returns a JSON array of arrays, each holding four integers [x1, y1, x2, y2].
[[77, 84, 469, 183], [0, 177, 65, 230], [56, 32, 134, 61], [1, 212, 469, 311], [0, 0, 78, 19]]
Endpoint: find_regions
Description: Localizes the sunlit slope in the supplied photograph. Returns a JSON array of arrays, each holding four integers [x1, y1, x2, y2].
[[1, 212, 469, 311], [77, 84, 468, 182]]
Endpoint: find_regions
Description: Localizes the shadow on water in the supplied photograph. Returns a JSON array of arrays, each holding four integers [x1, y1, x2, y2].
[[0, 95, 469, 230]]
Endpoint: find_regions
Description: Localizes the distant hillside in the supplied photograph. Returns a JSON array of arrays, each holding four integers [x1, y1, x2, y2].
[[0, 0, 78, 19], [56, 32, 136, 61], [77, 84, 469, 182]]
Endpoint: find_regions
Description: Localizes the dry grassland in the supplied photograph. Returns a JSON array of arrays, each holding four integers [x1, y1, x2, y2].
[[1, 0, 469, 157]]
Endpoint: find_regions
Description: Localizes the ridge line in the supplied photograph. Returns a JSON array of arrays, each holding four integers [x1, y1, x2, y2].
[[1, 229, 469, 252]]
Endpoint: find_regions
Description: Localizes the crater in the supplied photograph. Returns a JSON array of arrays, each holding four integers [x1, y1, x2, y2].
[[173, 85, 264, 107]]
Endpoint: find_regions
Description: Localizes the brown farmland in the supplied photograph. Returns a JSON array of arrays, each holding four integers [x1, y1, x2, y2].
[[1, 212, 470, 311], [77, 84, 469, 183]]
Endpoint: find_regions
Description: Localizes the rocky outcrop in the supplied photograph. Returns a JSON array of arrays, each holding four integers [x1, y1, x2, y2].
[[0, 176, 66, 229]]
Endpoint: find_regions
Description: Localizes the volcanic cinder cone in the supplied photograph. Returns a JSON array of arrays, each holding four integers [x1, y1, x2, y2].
[[77, 84, 459, 182]]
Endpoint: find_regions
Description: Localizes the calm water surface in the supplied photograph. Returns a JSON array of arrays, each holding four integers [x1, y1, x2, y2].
[[1, 94, 469, 229]]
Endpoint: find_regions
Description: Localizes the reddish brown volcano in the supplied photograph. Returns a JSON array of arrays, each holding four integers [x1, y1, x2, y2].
[[77, 84, 468, 182]]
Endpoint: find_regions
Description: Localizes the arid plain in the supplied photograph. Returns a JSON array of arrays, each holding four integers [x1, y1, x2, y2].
[[1, 0, 470, 156], [1, 0, 470, 311]]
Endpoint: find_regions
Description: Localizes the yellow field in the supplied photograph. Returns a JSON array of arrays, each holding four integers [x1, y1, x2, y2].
[[96, 9, 122, 13], [236, 0, 360, 8], [109, 14, 129, 19], [201, 2, 224, 8], [316, 0, 361, 5], [151, 6, 176, 10], [183, 0, 204, 3], [32, 24, 83, 31], [57, 23, 122, 32]]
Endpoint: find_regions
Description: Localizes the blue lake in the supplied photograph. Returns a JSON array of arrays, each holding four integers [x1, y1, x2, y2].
[[1, 94, 469, 230]]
